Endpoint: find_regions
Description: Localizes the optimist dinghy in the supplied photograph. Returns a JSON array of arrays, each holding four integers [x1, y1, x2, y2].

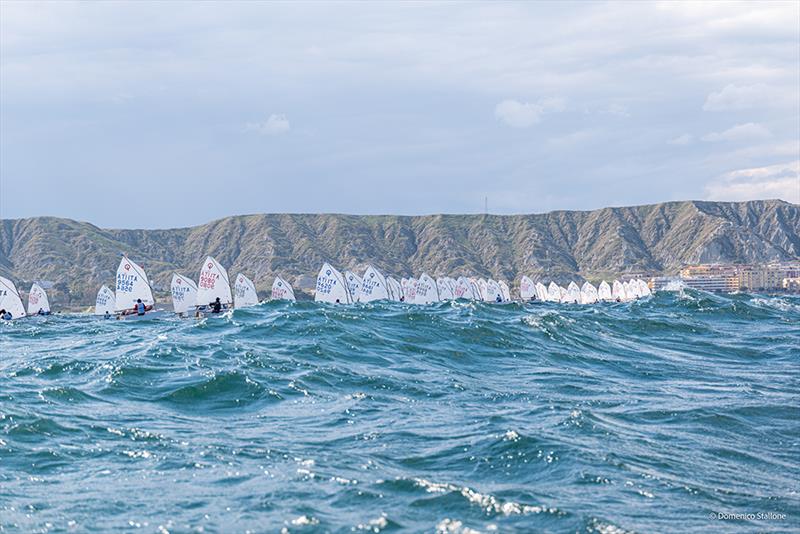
[[315, 263, 351, 304], [27, 283, 51, 315], [519, 276, 535, 301], [196, 256, 233, 316], [271, 276, 296, 301], [386, 276, 403, 301], [359, 265, 389, 303], [344, 271, 363, 303], [535, 282, 548, 302], [234, 273, 259, 308], [414, 273, 440, 304], [171, 274, 197, 316], [0, 276, 26, 320], [95, 285, 115, 317], [598, 281, 613, 301], [436, 277, 455, 301], [580, 282, 599, 304], [114, 256, 163, 320]]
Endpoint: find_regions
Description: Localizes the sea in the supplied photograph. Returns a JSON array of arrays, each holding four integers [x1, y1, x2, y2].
[[1, 290, 798, 533]]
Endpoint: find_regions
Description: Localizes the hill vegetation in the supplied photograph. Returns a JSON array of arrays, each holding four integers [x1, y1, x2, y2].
[[1, 200, 798, 309]]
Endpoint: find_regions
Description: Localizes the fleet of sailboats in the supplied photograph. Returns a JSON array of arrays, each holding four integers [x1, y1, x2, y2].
[[0, 254, 655, 321]]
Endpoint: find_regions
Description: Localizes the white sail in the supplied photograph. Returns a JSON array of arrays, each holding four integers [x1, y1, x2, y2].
[[386, 277, 403, 301], [234, 273, 259, 308], [520, 276, 535, 301], [535, 282, 548, 301], [580, 282, 598, 304], [359, 265, 389, 302], [622, 282, 639, 300], [401, 278, 417, 302], [271, 276, 296, 301], [566, 281, 581, 303], [315, 263, 351, 303], [598, 281, 613, 301], [484, 279, 502, 302], [559, 286, 570, 303], [414, 273, 440, 304], [499, 280, 511, 302], [436, 277, 455, 300], [197, 256, 233, 307], [547, 282, 561, 302], [469, 278, 482, 300], [454, 277, 474, 300], [612, 280, 626, 301], [94, 285, 115, 316], [171, 273, 198, 314], [0, 277, 26, 319], [344, 271, 362, 303], [27, 283, 51, 315], [477, 279, 489, 301], [638, 279, 652, 297], [114, 257, 155, 312]]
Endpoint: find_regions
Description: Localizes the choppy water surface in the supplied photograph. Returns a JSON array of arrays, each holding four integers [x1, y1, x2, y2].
[[1, 291, 798, 533]]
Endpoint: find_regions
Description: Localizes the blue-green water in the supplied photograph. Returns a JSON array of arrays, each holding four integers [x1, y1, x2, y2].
[[1, 291, 798, 533]]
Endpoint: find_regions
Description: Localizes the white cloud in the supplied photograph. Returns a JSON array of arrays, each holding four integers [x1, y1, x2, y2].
[[668, 133, 692, 145], [245, 114, 290, 135], [701, 122, 771, 142], [703, 83, 770, 111], [494, 97, 566, 128], [706, 160, 800, 203]]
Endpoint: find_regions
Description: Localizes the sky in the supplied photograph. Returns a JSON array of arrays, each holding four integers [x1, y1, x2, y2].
[[1, 0, 798, 228]]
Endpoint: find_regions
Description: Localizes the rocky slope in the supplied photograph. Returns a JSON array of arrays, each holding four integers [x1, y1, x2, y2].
[[1, 200, 797, 308]]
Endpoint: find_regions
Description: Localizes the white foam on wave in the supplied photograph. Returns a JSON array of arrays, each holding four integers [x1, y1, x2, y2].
[[435, 518, 481, 534], [354, 514, 388, 532], [414, 478, 556, 516]]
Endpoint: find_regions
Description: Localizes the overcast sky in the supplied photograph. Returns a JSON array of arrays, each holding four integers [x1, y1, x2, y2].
[[1, 1, 798, 228]]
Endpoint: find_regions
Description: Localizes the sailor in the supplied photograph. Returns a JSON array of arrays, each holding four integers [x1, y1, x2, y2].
[[335, 299, 340, 304], [495, 294, 502, 303], [104, 310, 111, 319], [399, 296, 405, 302], [211, 297, 222, 313], [37, 308, 47, 316], [136, 298, 146, 316], [1, 309, 12, 320]]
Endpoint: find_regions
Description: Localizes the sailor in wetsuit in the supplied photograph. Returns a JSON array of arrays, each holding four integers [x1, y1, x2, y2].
[[211, 297, 223, 313]]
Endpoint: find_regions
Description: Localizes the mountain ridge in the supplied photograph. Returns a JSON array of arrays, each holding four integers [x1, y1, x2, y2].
[[1, 199, 798, 308]]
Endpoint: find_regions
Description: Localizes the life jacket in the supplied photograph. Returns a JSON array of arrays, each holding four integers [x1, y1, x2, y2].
[[137, 302, 146, 314]]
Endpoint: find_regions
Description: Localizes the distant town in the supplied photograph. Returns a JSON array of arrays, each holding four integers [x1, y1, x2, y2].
[[651, 262, 800, 294]]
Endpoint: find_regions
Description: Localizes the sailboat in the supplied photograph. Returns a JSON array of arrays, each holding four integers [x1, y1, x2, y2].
[[171, 274, 198, 315], [95, 285, 115, 317], [196, 256, 233, 314], [27, 283, 51, 315], [359, 265, 389, 302], [414, 273, 440, 304], [436, 277, 455, 300], [344, 271, 362, 303], [580, 282, 598, 304], [598, 281, 613, 301], [454, 277, 474, 300], [385, 276, 403, 301], [477, 279, 489, 301], [315, 263, 351, 304], [486, 279, 503, 302], [234, 273, 259, 308], [401, 278, 417, 302], [547, 282, 561, 302], [566, 282, 581, 304], [271, 276, 296, 301], [520, 276, 535, 301], [535, 282, 548, 301], [114, 256, 159, 319], [0, 276, 26, 320], [612, 280, 627, 301], [499, 280, 511, 302]]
